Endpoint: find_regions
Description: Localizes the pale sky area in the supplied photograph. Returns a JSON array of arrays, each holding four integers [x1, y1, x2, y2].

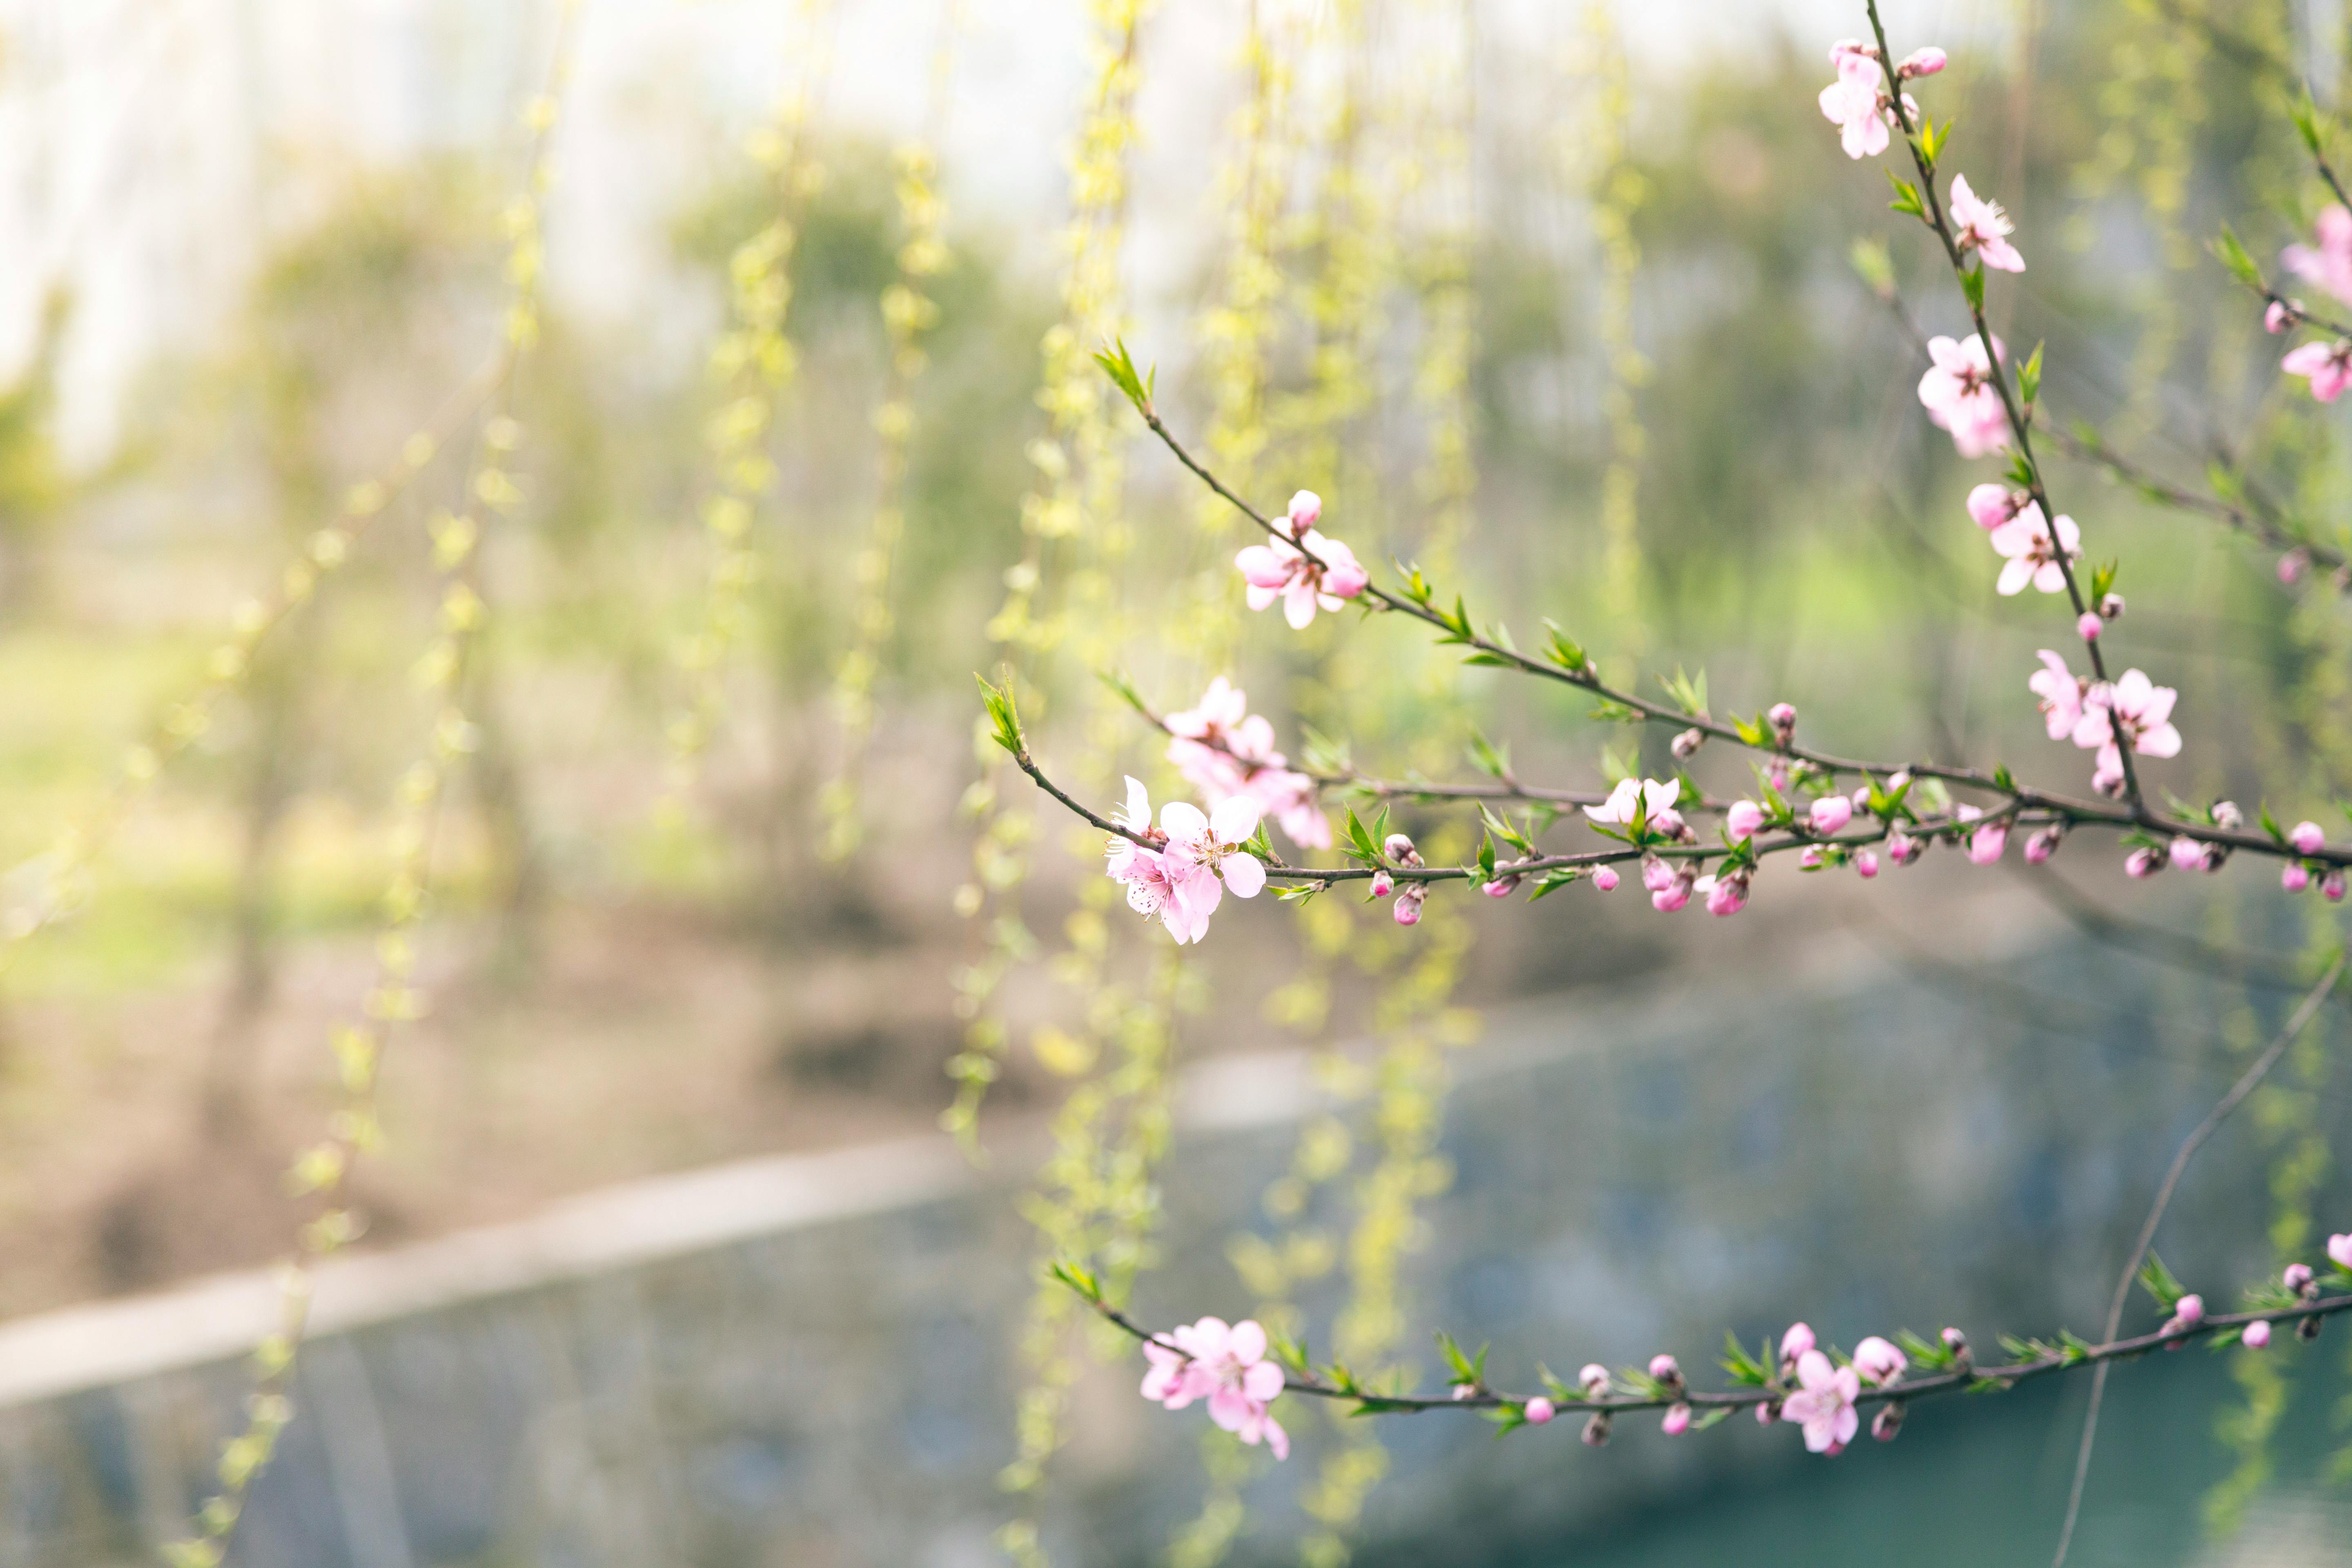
[[0, 0, 2036, 464]]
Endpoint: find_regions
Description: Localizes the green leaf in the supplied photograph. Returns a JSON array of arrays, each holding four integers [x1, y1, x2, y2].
[[1658, 666, 1709, 718], [1275, 882, 1323, 904], [1993, 762, 2016, 793], [1476, 835, 1498, 881], [1590, 699, 1642, 725], [1689, 1406, 1733, 1432], [975, 672, 1022, 754], [1091, 338, 1153, 413], [2088, 559, 2119, 603], [2213, 224, 2263, 289], [2018, 341, 2044, 406], [1342, 806, 1383, 865], [2293, 89, 2325, 157], [1528, 868, 1581, 900], [1720, 1331, 1771, 1387], [1542, 619, 1591, 676], [2138, 1250, 2187, 1313], [1096, 667, 1147, 716], [1960, 262, 1987, 314], [2261, 804, 2286, 844], [1885, 168, 1925, 217], [1468, 731, 1511, 780], [1047, 1257, 1102, 1301]]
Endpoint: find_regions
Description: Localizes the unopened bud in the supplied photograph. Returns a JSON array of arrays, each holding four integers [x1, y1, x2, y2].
[[2280, 547, 2312, 583], [1370, 870, 1394, 898], [1592, 866, 1619, 892], [1384, 833, 1421, 866], [1872, 1401, 1905, 1441], [2077, 611, 2103, 641], [1670, 727, 1704, 762], [1648, 1353, 1682, 1388], [1661, 1402, 1691, 1436], [1768, 702, 1797, 744], [1481, 877, 1521, 898], [1940, 1326, 1971, 1376], [2100, 592, 2125, 619], [2212, 800, 2243, 831], [1524, 1396, 1555, 1425], [2241, 1319, 2272, 1350], [2299, 1313, 2325, 1341], [1394, 885, 1427, 926], [1581, 1412, 1612, 1447], [2285, 1263, 2315, 1294], [1578, 1363, 1611, 1399], [2326, 871, 2348, 902], [1895, 45, 1945, 76], [1756, 1399, 1780, 1425]]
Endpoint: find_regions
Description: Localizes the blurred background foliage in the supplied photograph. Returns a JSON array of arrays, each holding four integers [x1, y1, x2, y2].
[[0, 1, 2350, 1556]]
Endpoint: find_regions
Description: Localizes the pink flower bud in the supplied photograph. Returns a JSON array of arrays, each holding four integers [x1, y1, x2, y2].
[[1524, 1396, 1555, 1425], [1370, 869, 1394, 897], [2100, 592, 2125, 619], [1809, 795, 1853, 835], [1651, 881, 1692, 913], [2212, 801, 2243, 831], [2291, 820, 2326, 855], [2281, 548, 2312, 584], [1704, 872, 1750, 916], [1579, 1363, 1611, 1399], [1856, 849, 1880, 878], [1872, 1402, 1905, 1441], [1648, 1353, 1682, 1383], [2125, 846, 2163, 878], [2266, 301, 2295, 334], [1670, 727, 1705, 761], [1384, 833, 1420, 864], [1286, 489, 1322, 532], [2169, 835, 2207, 872], [1482, 879, 1515, 898], [1768, 702, 1797, 745], [1781, 1322, 1815, 1363], [2242, 1319, 2272, 1349], [2327, 871, 2348, 902], [1451, 1382, 1476, 1401], [1967, 483, 2021, 530], [1853, 1335, 1907, 1386], [1800, 846, 1826, 870], [1967, 822, 2008, 864], [2328, 1233, 2352, 1270], [1756, 1400, 1778, 1425], [2285, 1263, 2314, 1293], [1769, 701, 1797, 726], [1662, 1402, 1691, 1436], [1592, 866, 1619, 892], [2025, 826, 2060, 864], [1651, 807, 1691, 842], [2174, 1294, 2204, 1327], [2078, 611, 2103, 641], [1581, 1413, 1612, 1446], [1887, 831, 1923, 865], [1641, 855, 1676, 893], [2283, 863, 2310, 893], [1896, 45, 1946, 77], [1394, 885, 1426, 925], [1726, 799, 1766, 840]]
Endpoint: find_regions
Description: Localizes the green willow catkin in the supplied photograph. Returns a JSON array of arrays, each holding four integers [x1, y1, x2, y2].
[[160, 15, 579, 1562], [1575, 0, 1648, 652], [664, 0, 835, 798], [819, 0, 962, 862]]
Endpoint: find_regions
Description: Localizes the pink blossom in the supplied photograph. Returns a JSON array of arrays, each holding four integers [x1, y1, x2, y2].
[[1809, 795, 1853, 835], [2283, 340, 2352, 403], [1967, 822, 2008, 865], [2077, 612, 2102, 641], [1818, 47, 1891, 160], [1525, 1397, 1555, 1425], [1145, 797, 1268, 943], [1856, 849, 1880, 878], [2284, 863, 2311, 893], [1164, 679, 1332, 851], [1896, 46, 1946, 78], [2329, 1233, 2352, 1270], [2243, 1319, 2272, 1349], [1145, 1317, 1290, 1459], [1651, 864, 1695, 913], [1948, 175, 2024, 272], [2125, 845, 2163, 878], [2267, 301, 2296, 334], [2168, 835, 2209, 873], [1586, 776, 1682, 831], [1234, 491, 1370, 628], [1781, 1349, 1861, 1455], [1852, 1336, 1907, 1386], [1988, 506, 2081, 595], [2091, 752, 2127, 798], [1780, 1323, 1816, 1366], [2283, 205, 2352, 305], [1918, 334, 2011, 457], [2028, 655, 2085, 743], [2074, 669, 2182, 776], [1886, 831, 1924, 865], [2286, 1263, 2315, 1293], [1699, 870, 1751, 916], [1662, 1403, 1692, 1436], [1592, 866, 1619, 892], [2292, 820, 2327, 855], [2025, 826, 2060, 865], [1969, 483, 2027, 530]]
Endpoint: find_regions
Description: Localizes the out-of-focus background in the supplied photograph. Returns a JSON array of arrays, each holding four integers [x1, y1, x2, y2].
[[1, 0, 2351, 1563]]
